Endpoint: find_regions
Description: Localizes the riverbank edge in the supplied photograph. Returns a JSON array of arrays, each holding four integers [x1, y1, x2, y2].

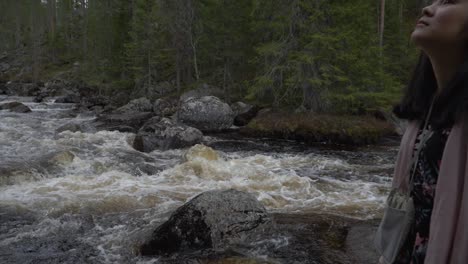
[[239, 111, 398, 146]]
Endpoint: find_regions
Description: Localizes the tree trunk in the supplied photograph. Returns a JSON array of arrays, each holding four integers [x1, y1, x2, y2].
[[48, 0, 57, 61], [379, 0, 386, 57], [176, 50, 181, 93], [15, 14, 21, 49], [223, 60, 230, 103], [191, 34, 199, 81], [81, 0, 88, 57]]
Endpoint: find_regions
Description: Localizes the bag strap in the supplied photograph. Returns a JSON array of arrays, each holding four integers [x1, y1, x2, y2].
[[406, 96, 436, 197]]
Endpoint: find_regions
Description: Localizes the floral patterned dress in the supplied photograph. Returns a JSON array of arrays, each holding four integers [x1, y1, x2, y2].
[[395, 122, 451, 264]]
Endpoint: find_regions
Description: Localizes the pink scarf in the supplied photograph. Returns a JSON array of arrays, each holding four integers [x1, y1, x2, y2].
[[391, 115, 468, 263]]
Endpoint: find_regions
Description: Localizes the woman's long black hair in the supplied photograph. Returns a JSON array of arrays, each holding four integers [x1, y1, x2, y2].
[[393, 52, 468, 129]]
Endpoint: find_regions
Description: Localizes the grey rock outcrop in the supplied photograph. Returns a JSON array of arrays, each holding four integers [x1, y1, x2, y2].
[[140, 189, 271, 256], [177, 96, 234, 131], [133, 117, 203, 152], [0, 102, 32, 113]]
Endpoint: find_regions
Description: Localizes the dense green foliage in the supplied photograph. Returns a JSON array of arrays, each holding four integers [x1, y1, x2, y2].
[[0, 0, 426, 113]]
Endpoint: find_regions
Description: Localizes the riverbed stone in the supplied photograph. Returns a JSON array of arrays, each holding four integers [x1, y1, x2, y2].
[[133, 117, 203, 152], [140, 189, 272, 256], [0, 101, 32, 113], [177, 96, 234, 132]]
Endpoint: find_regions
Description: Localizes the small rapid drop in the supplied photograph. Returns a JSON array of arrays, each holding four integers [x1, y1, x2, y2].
[[0, 96, 397, 263]]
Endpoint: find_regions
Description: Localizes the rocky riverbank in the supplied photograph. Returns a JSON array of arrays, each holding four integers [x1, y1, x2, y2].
[[0, 50, 406, 149]]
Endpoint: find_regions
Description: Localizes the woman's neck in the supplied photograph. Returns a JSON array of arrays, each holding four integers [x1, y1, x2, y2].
[[427, 49, 466, 96]]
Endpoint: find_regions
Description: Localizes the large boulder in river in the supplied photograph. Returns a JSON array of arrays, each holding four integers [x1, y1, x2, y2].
[[133, 117, 203, 152], [140, 189, 271, 256], [177, 96, 234, 132], [0, 102, 32, 113]]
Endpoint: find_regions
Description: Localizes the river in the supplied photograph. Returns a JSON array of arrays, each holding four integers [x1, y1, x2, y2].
[[0, 96, 398, 263]]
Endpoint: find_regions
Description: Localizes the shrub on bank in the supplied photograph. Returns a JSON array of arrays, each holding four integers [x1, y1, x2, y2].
[[241, 111, 395, 145]]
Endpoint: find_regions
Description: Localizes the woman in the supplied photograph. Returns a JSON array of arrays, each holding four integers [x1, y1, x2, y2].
[[378, 0, 468, 263]]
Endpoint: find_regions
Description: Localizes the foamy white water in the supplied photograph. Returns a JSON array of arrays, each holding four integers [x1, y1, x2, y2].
[[0, 96, 397, 263]]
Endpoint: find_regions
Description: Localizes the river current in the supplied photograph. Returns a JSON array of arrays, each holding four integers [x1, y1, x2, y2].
[[0, 96, 398, 263]]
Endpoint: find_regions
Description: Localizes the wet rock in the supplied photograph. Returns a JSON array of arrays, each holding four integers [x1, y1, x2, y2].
[[0, 82, 7, 95], [231, 102, 259, 127], [43, 78, 75, 96], [140, 189, 272, 256], [153, 97, 178, 117], [33, 93, 46, 103], [0, 101, 32, 113], [94, 111, 153, 133], [55, 93, 81, 104], [0, 213, 101, 264], [0, 151, 77, 186], [180, 83, 225, 102], [133, 117, 203, 152], [80, 95, 110, 109], [345, 221, 381, 264], [270, 213, 379, 264], [0, 204, 37, 235], [55, 121, 96, 134], [0, 62, 10, 73], [183, 144, 219, 162], [177, 96, 234, 132], [4, 82, 40, 96], [115, 97, 152, 113], [49, 151, 75, 166]]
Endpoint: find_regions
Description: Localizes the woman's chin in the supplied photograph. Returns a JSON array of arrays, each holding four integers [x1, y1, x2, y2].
[[410, 31, 430, 48]]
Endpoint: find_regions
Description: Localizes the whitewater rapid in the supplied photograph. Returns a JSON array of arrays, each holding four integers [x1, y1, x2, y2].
[[0, 96, 397, 263]]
